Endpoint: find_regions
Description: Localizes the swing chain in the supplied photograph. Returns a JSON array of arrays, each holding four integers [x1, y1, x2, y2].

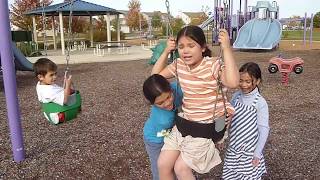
[[165, 0, 173, 37], [164, 0, 180, 108], [63, 0, 75, 90], [65, 0, 74, 76], [165, 0, 175, 65], [215, 1, 229, 119]]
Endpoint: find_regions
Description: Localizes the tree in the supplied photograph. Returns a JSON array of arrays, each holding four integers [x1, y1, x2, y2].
[[126, 0, 147, 31], [10, 0, 53, 31], [96, 16, 107, 31], [151, 11, 162, 29], [172, 18, 185, 35], [162, 18, 185, 36], [63, 16, 88, 34], [62, 0, 88, 34], [314, 12, 320, 28]]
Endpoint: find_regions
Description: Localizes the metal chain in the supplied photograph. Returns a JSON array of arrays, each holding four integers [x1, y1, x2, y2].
[[66, 0, 74, 73], [165, 0, 179, 112], [165, 0, 173, 37], [165, 0, 175, 65], [214, 0, 229, 119], [63, 0, 74, 89], [213, 68, 228, 119], [41, 0, 47, 56]]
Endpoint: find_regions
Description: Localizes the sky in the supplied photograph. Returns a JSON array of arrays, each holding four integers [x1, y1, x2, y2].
[[8, 0, 320, 19]]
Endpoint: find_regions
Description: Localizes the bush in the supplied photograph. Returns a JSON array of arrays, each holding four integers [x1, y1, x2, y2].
[[87, 30, 126, 42], [17, 42, 39, 57], [92, 30, 107, 42], [282, 31, 289, 39], [111, 31, 125, 41]]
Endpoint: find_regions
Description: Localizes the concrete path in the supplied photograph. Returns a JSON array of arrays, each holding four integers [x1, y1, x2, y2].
[[27, 45, 153, 65]]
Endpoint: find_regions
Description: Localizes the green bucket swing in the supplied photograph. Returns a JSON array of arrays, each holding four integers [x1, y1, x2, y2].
[[40, 0, 81, 125], [41, 91, 81, 125]]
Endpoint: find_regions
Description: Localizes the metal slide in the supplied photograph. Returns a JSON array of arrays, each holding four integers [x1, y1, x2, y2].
[[0, 43, 33, 71], [200, 16, 215, 29], [233, 18, 282, 50]]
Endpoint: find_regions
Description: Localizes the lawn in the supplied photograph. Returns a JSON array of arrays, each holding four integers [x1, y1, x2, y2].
[[282, 28, 320, 41]]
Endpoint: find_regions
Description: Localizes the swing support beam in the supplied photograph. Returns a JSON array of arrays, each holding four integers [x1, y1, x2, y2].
[[0, 0, 25, 162]]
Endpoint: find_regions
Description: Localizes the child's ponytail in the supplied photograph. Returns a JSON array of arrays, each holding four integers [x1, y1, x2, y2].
[[202, 47, 212, 57]]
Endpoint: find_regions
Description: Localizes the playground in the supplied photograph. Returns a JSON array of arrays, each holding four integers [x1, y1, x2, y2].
[[1, 43, 320, 179], [1, 0, 320, 179]]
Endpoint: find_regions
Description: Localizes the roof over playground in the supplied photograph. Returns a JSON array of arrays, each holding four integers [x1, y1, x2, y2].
[[25, 0, 122, 16]]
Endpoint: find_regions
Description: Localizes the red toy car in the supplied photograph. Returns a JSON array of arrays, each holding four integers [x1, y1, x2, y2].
[[268, 55, 304, 74]]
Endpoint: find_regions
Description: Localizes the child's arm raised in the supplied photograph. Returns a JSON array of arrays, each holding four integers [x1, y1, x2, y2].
[[218, 29, 239, 88], [151, 38, 176, 79], [63, 75, 72, 104]]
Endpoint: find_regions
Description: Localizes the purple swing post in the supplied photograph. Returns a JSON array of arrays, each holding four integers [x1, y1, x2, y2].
[[0, 0, 25, 162]]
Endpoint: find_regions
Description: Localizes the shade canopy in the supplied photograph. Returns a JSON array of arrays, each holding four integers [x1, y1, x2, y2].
[[25, 0, 122, 16]]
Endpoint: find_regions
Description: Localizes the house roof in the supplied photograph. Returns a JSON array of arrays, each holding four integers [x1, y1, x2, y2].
[[25, 0, 121, 16], [279, 17, 303, 25], [183, 12, 206, 18], [118, 10, 129, 15]]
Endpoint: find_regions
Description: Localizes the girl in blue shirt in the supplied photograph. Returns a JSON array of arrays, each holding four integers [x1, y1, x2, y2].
[[143, 74, 183, 180], [223, 62, 270, 179]]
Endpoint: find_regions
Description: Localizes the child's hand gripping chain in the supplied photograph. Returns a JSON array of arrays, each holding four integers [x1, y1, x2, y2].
[[214, 29, 232, 132]]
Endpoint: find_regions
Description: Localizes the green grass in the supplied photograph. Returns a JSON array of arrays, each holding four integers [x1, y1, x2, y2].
[[282, 29, 320, 41]]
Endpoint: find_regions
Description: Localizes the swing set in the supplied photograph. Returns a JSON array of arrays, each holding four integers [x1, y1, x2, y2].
[[39, 0, 82, 125], [164, 0, 229, 138]]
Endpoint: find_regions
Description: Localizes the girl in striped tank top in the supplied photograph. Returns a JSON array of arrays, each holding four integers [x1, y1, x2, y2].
[[222, 62, 270, 179], [152, 25, 239, 180]]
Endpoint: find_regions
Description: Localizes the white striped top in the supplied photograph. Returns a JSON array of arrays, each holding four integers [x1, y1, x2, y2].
[[168, 56, 235, 122]]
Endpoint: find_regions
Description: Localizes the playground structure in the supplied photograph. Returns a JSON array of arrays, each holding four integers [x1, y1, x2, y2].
[[200, 0, 233, 44], [0, 31, 34, 72], [0, 1, 25, 162], [0, 43, 34, 72], [200, 0, 282, 50], [1, 0, 83, 162], [25, 0, 123, 55], [268, 55, 304, 85], [149, 40, 179, 65], [233, 1, 282, 49], [302, 12, 315, 48]]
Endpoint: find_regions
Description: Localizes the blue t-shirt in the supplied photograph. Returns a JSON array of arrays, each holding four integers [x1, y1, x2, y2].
[[143, 82, 183, 143]]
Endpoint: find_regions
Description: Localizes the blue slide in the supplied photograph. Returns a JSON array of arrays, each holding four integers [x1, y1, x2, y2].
[[0, 43, 33, 71], [233, 18, 282, 50]]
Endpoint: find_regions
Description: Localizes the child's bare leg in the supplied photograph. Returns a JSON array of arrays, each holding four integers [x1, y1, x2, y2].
[[158, 150, 180, 180], [174, 155, 195, 180]]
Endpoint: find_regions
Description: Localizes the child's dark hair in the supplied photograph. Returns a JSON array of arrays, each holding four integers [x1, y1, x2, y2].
[[143, 74, 171, 104], [239, 62, 262, 81], [176, 25, 212, 57], [33, 58, 57, 77]]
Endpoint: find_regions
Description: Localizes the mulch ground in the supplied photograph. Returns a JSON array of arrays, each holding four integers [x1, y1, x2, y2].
[[1, 46, 319, 179]]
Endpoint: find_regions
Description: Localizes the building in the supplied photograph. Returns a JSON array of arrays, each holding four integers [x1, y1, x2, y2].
[[177, 11, 207, 25], [280, 17, 304, 30]]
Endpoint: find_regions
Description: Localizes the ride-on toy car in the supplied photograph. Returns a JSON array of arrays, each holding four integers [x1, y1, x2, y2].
[[268, 55, 304, 74], [268, 55, 304, 85]]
